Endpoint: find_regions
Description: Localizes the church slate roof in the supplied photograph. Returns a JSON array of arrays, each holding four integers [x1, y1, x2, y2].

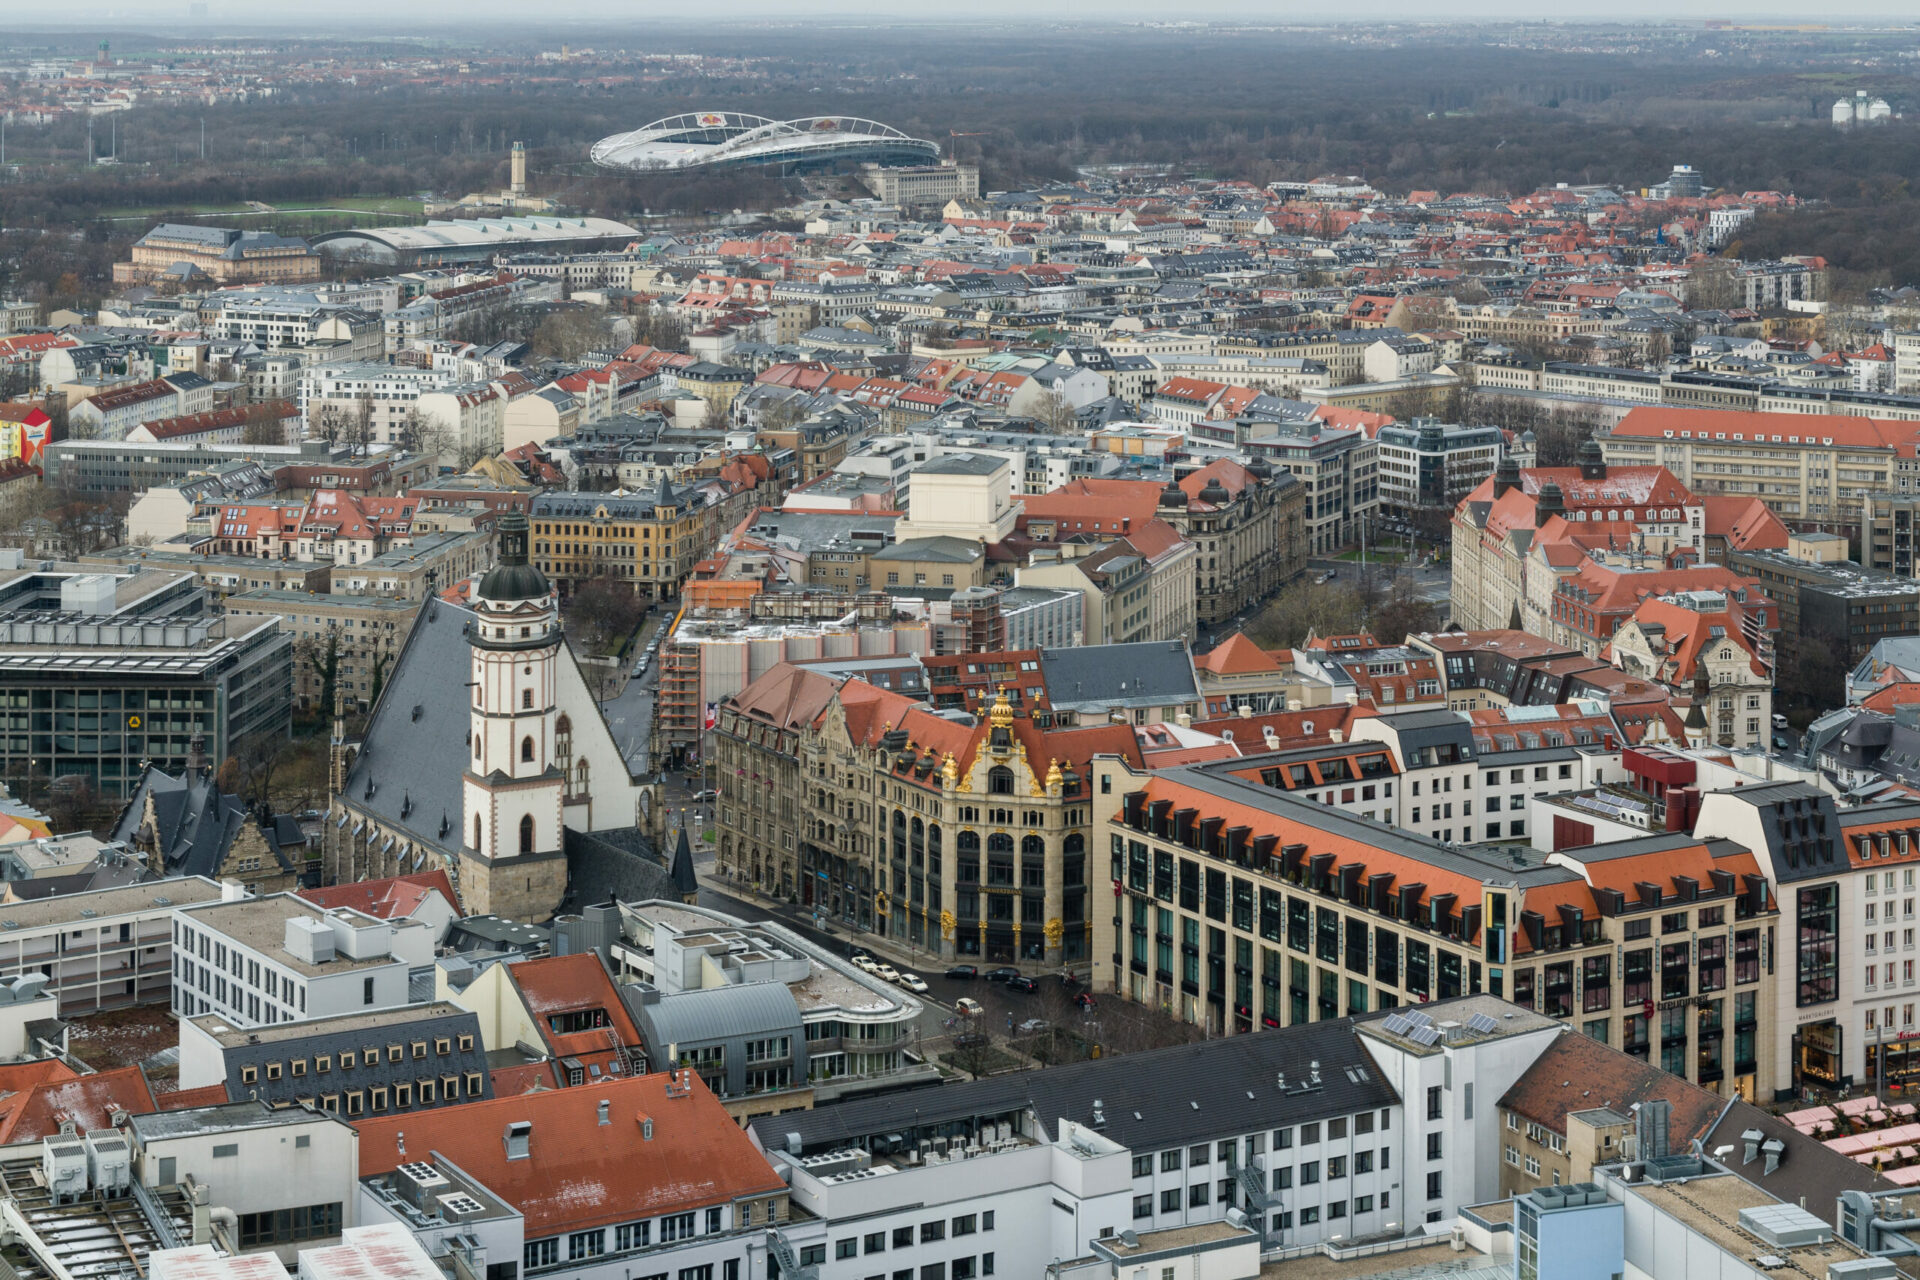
[[338, 598, 472, 859]]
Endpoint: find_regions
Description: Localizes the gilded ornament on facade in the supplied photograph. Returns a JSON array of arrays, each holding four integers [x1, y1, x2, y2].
[[1044, 917, 1064, 947], [940, 910, 956, 939]]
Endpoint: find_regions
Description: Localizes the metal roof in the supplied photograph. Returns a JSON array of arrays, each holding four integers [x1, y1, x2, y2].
[[631, 983, 802, 1048], [753, 1014, 1395, 1157]]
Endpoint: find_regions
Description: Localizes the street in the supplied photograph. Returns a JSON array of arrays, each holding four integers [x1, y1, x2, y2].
[[1305, 556, 1452, 604]]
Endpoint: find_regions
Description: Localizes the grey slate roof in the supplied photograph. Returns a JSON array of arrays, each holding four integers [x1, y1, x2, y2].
[[750, 1014, 1396, 1157], [337, 598, 467, 854], [109, 766, 289, 880], [1040, 640, 1198, 713]]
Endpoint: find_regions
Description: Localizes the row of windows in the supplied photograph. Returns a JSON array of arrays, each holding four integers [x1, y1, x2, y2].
[[832, 1211, 996, 1261], [238, 1035, 475, 1084], [527, 1208, 728, 1269]]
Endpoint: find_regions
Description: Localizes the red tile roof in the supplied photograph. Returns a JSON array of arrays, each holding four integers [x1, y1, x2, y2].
[[507, 954, 645, 1064], [1197, 634, 1284, 677], [351, 1075, 786, 1237], [298, 871, 462, 921], [0, 1064, 156, 1144], [1614, 406, 1920, 452]]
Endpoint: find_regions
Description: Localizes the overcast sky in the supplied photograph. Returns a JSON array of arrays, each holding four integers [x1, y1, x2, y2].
[[11, 0, 1920, 27]]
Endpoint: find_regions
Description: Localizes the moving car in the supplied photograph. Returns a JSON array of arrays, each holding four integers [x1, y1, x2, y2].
[[984, 967, 1020, 983], [955, 997, 984, 1017], [897, 973, 929, 994], [1073, 992, 1098, 1011], [945, 964, 978, 980], [1006, 975, 1038, 993], [1017, 1018, 1050, 1035], [691, 789, 718, 803]]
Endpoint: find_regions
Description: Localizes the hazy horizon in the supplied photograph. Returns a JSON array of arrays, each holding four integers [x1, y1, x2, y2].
[[6, 0, 1920, 30]]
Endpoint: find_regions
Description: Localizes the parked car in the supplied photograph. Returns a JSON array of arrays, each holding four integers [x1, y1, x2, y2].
[[955, 997, 985, 1017], [849, 946, 872, 962], [1017, 1017, 1050, 1035], [945, 964, 978, 980], [1006, 975, 1038, 993], [984, 967, 1020, 983], [873, 963, 901, 983], [1073, 992, 1098, 1011], [897, 973, 929, 994], [851, 955, 881, 974]]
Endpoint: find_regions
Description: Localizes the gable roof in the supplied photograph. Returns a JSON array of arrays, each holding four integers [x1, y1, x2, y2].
[[297, 871, 462, 922], [1497, 1029, 1726, 1143]]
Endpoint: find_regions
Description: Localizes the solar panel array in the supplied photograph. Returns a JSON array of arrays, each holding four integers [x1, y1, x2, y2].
[[1410, 1025, 1442, 1047], [1467, 1012, 1501, 1034], [1381, 1014, 1413, 1035]]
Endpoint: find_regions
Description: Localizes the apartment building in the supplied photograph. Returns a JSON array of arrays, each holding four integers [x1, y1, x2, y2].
[[1091, 754, 1780, 1100], [1602, 406, 1920, 538], [531, 483, 718, 601], [298, 363, 454, 446]]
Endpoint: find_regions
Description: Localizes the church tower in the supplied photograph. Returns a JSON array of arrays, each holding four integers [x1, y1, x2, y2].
[[460, 511, 569, 920]]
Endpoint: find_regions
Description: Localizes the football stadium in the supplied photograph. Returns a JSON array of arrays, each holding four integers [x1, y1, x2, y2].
[[590, 111, 940, 173]]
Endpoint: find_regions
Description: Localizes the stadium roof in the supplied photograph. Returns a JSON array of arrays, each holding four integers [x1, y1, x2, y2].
[[311, 215, 639, 262], [591, 111, 939, 173]]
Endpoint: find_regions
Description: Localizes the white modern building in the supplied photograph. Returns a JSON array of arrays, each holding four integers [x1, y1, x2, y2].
[[171, 892, 419, 1027]]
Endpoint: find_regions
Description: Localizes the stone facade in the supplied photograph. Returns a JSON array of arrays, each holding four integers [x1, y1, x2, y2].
[[715, 675, 1138, 970], [1158, 460, 1308, 627]]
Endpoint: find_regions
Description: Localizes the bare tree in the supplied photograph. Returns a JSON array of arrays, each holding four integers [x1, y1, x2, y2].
[[1031, 388, 1078, 434], [241, 401, 287, 447]]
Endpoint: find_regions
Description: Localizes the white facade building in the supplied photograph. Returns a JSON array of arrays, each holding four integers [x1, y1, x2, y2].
[[171, 892, 416, 1027]]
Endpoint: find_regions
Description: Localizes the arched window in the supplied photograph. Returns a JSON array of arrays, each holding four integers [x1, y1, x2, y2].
[[522, 688, 534, 709], [473, 814, 482, 849], [521, 736, 535, 762], [988, 766, 1015, 795], [519, 814, 534, 855], [573, 758, 590, 798], [1021, 834, 1046, 861]]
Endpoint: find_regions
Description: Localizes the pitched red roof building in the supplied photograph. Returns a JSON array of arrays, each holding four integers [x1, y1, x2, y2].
[[352, 1074, 788, 1243]]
